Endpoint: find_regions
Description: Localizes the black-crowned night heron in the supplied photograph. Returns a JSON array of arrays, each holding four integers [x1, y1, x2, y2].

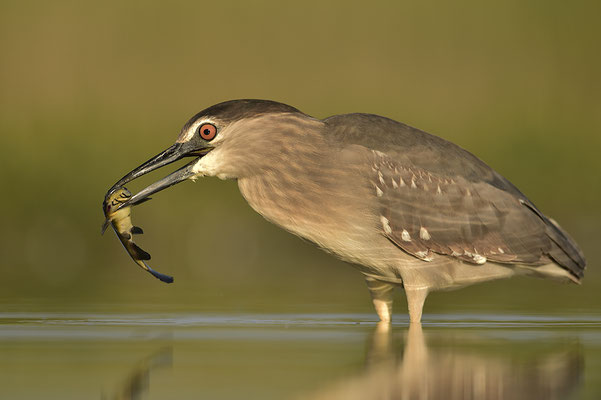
[[106, 99, 586, 322]]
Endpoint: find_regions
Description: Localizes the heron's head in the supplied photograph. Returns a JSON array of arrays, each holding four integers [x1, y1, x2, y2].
[[105, 99, 321, 207]]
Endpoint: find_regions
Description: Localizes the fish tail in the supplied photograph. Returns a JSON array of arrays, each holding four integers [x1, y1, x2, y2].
[[139, 260, 174, 284]]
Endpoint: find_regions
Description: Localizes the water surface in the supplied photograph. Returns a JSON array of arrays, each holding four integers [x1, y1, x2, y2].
[[1, 312, 599, 399]]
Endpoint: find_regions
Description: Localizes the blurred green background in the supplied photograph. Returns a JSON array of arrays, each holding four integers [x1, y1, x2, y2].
[[1, 0, 599, 316]]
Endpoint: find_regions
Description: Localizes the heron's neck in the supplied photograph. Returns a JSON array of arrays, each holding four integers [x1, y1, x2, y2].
[[201, 113, 328, 180]]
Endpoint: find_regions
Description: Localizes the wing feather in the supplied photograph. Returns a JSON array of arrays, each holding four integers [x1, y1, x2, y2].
[[326, 113, 585, 279], [371, 150, 552, 266]]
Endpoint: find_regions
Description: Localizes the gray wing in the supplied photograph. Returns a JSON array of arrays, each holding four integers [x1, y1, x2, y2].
[[325, 113, 586, 279], [371, 151, 545, 264]]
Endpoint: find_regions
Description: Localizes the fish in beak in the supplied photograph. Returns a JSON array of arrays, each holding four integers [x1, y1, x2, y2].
[[103, 187, 174, 283]]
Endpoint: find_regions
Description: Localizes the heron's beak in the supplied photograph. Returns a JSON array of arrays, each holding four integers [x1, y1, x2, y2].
[[105, 141, 210, 208]]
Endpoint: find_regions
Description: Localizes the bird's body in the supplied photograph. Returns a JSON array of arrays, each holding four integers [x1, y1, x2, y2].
[[106, 99, 586, 322]]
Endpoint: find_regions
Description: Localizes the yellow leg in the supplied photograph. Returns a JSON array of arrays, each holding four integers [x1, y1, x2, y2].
[[365, 277, 396, 322], [405, 287, 429, 323]]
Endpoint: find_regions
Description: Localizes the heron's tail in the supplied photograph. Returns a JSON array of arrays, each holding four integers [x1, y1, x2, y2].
[[544, 217, 586, 282]]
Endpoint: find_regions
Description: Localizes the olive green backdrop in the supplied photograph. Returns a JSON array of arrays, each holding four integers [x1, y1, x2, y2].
[[1, 0, 599, 315]]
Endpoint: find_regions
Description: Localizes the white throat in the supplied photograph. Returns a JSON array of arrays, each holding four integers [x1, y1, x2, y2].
[[192, 149, 233, 180]]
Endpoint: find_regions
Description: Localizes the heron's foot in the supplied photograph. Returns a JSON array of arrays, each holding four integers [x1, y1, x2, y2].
[[405, 287, 429, 323], [365, 277, 396, 323]]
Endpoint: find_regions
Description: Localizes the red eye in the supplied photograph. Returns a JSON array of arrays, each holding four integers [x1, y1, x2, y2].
[[199, 123, 217, 141]]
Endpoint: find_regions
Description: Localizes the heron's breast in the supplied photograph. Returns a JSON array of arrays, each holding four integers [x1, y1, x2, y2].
[[237, 167, 401, 270]]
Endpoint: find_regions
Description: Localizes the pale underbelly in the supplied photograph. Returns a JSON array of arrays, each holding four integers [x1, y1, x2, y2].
[[237, 176, 572, 292]]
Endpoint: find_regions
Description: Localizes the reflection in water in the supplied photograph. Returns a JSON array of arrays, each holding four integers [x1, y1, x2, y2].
[[106, 347, 172, 400], [305, 323, 583, 400], [0, 313, 593, 399]]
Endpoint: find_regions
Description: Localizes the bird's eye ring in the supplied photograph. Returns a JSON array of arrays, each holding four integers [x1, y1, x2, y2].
[[199, 123, 217, 141]]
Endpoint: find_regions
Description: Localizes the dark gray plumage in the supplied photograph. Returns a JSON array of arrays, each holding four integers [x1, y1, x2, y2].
[[106, 99, 586, 322]]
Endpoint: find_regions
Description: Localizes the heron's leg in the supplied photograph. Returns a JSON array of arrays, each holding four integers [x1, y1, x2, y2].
[[365, 277, 396, 323], [404, 287, 429, 323]]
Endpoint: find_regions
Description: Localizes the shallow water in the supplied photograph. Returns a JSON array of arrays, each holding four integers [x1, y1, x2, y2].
[[1, 312, 599, 399]]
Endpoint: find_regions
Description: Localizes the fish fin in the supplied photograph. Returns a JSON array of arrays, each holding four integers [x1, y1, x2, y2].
[[101, 219, 110, 235], [131, 243, 151, 260], [131, 226, 144, 235]]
